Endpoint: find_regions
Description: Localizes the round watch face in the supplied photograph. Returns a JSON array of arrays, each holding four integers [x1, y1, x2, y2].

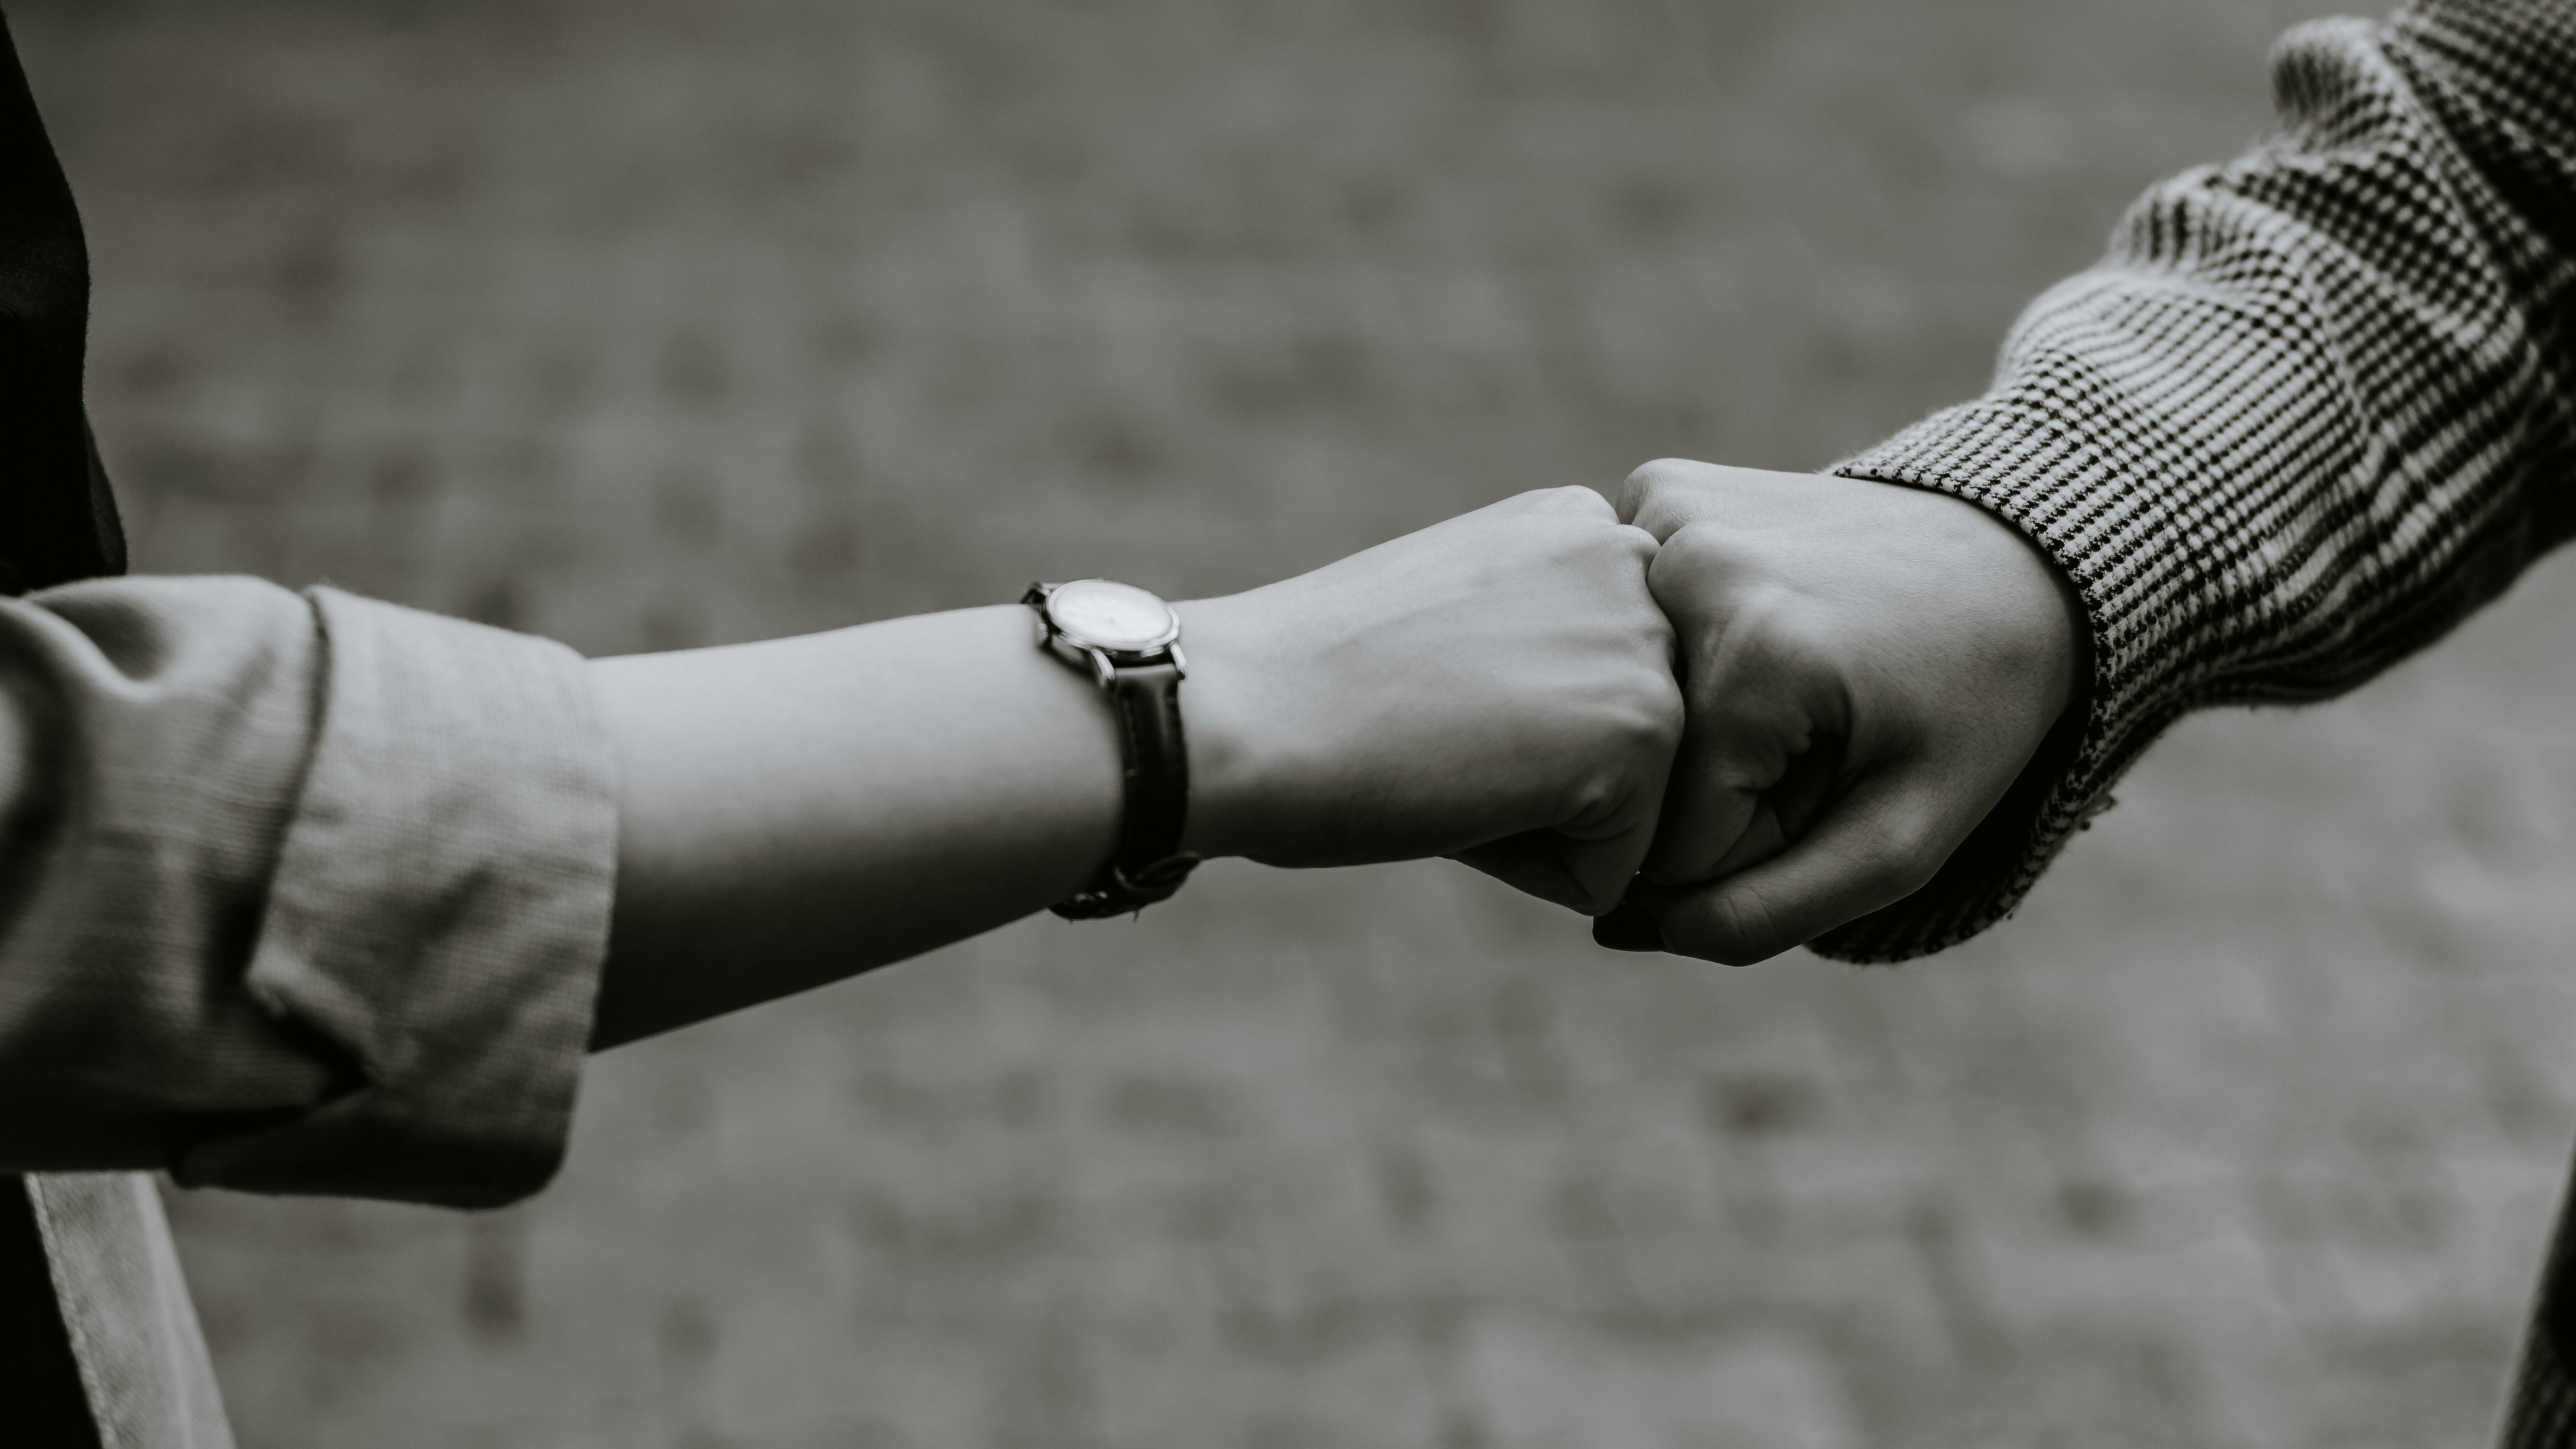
[[1046, 578, 1178, 653]]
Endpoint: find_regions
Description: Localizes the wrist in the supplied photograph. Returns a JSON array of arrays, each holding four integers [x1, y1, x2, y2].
[[1934, 489, 2087, 720], [1171, 594, 1279, 862]]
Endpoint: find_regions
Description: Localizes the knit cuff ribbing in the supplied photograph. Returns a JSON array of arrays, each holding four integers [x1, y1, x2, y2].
[[1808, 398, 2191, 962]]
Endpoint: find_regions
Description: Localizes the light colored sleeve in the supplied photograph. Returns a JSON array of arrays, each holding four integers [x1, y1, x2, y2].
[[1811, 0, 2576, 961], [0, 576, 618, 1208]]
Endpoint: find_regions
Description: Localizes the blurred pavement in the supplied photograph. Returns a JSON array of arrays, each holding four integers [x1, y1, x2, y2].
[[16, 0, 2576, 1444]]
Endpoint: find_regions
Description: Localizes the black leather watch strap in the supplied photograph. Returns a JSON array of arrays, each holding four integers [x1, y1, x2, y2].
[[1025, 577, 1203, 919], [1109, 661, 1190, 878], [1051, 659, 1199, 919]]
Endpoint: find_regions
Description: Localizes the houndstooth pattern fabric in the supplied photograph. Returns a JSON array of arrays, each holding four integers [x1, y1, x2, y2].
[[2502, 1149, 2576, 1448], [1813, 3, 2576, 1439], [1816, 0, 2576, 966]]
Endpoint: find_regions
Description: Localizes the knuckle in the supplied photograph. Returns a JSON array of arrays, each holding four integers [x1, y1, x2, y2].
[[1642, 537, 1714, 614], [1560, 771, 1623, 831], [1719, 587, 1839, 674], [1576, 525, 1667, 608], [1540, 483, 1614, 519], [1622, 457, 1696, 494], [1611, 520, 1663, 564], [1557, 694, 1685, 832], [1852, 819, 1946, 902], [1618, 572, 1678, 644], [1576, 691, 1682, 799], [1619, 458, 1705, 532], [1591, 644, 1687, 747], [1648, 521, 1748, 586]]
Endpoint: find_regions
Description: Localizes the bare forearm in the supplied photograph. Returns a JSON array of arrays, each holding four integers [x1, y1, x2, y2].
[[583, 489, 1680, 1048], [587, 606, 1125, 1047]]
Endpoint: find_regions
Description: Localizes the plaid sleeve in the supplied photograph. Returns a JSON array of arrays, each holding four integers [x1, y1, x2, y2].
[[1809, 0, 2576, 962]]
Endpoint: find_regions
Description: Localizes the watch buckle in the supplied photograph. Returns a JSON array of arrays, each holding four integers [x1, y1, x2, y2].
[[1047, 853, 1202, 920]]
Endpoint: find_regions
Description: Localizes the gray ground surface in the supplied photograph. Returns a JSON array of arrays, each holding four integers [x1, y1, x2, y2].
[[19, 0, 2576, 1444]]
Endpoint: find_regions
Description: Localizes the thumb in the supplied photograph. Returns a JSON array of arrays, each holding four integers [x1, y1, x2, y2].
[[1452, 755, 1673, 916], [1641, 768, 1957, 963], [1450, 831, 1603, 914]]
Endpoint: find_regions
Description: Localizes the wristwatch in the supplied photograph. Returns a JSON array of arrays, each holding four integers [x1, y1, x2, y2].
[[1023, 578, 1202, 918]]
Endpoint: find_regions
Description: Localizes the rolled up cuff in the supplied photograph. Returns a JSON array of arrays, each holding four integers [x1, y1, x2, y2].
[[173, 589, 618, 1207]]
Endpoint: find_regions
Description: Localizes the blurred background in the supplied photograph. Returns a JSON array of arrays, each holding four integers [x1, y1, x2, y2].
[[17, 0, 2576, 1444]]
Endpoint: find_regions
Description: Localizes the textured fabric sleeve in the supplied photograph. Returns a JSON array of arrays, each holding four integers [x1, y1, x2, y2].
[[1811, 0, 2576, 962], [0, 576, 618, 1208]]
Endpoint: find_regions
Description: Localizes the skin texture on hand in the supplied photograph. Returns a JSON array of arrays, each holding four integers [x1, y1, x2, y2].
[[1181, 486, 1683, 915], [1604, 460, 2086, 964]]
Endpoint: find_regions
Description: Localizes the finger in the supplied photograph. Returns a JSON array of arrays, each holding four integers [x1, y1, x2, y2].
[[1553, 701, 1683, 914], [1646, 772, 1957, 964], [1451, 832, 1601, 914], [1454, 731, 1677, 917], [1636, 529, 1791, 884], [1693, 737, 1847, 880], [1643, 666, 1838, 886], [1553, 810, 1664, 915], [1643, 741, 1764, 886], [1699, 799, 1788, 880], [1617, 458, 1716, 536]]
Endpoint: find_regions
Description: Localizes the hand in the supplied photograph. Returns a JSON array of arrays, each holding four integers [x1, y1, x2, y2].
[[1179, 486, 1682, 915], [1606, 460, 2085, 962]]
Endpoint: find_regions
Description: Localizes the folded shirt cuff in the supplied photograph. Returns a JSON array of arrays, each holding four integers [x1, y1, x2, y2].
[[174, 588, 618, 1208]]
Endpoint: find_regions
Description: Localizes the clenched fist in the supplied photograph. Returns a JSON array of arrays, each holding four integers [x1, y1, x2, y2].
[[1180, 486, 1685, 915], [1603, 460, 2086, 962]]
